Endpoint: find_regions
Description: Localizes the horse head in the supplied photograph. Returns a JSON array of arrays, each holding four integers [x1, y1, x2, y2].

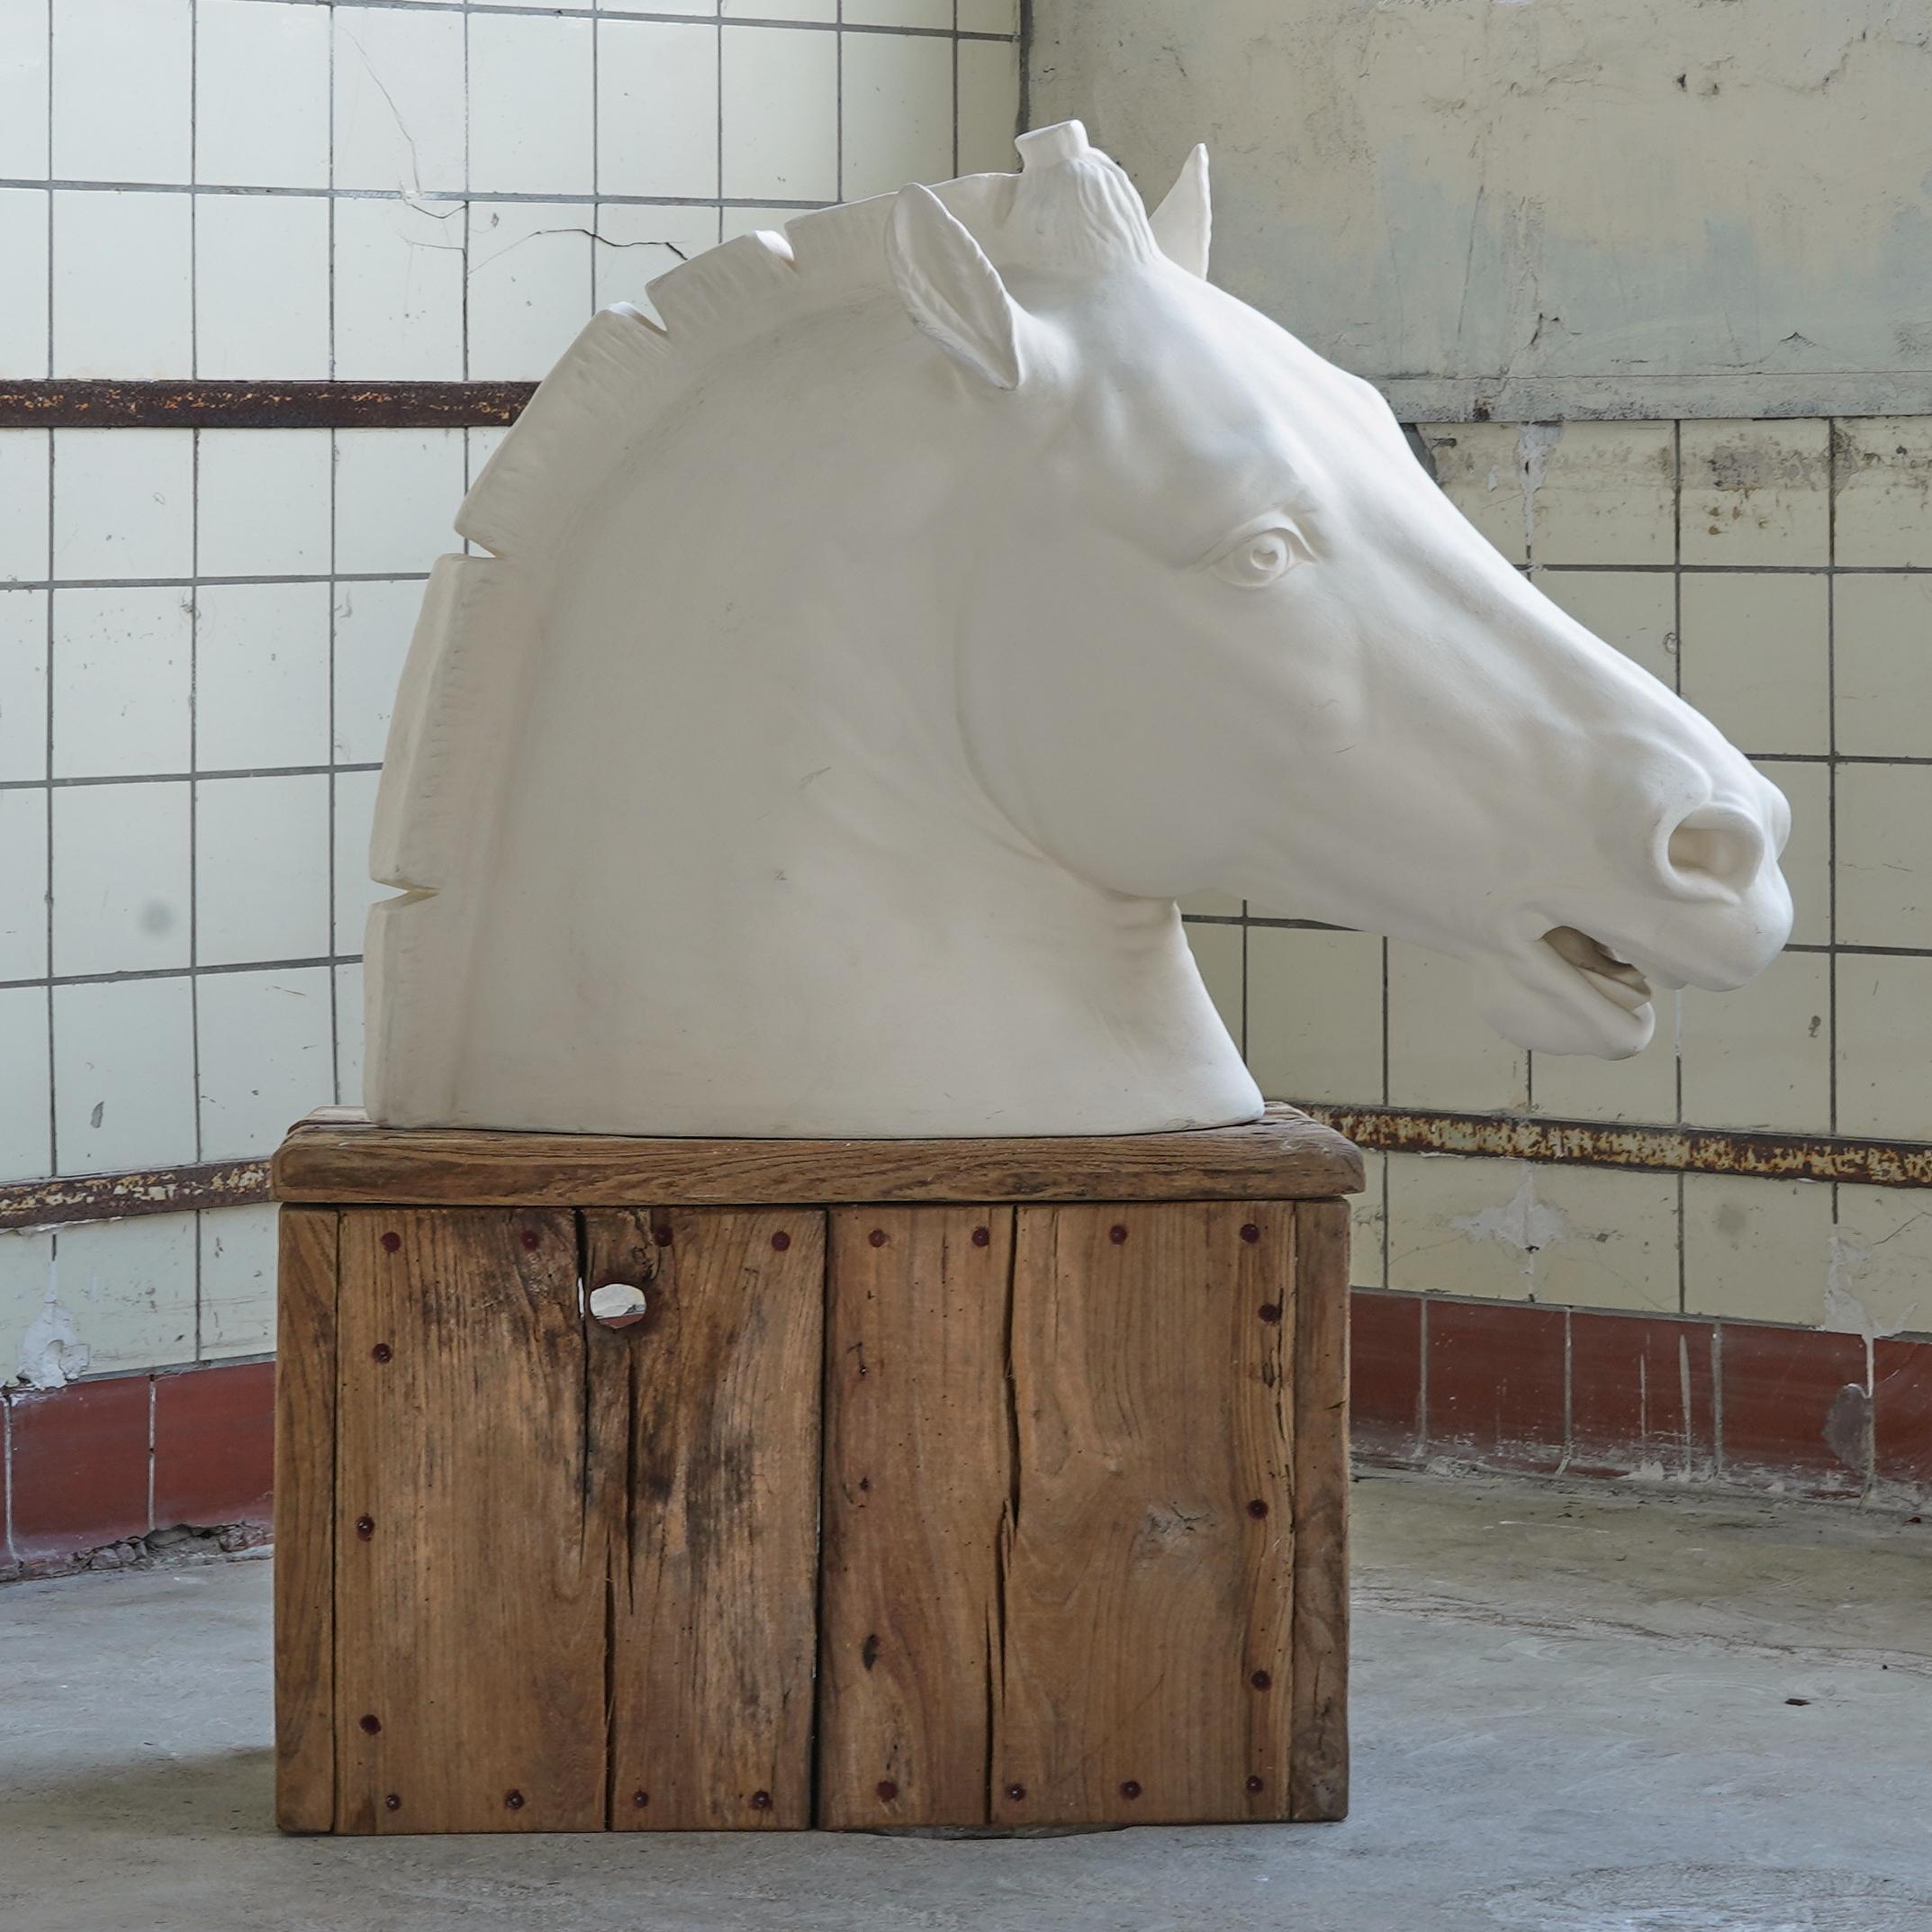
[[922, 122, 1792, 1063]]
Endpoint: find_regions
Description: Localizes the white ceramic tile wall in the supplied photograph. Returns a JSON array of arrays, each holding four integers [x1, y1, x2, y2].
[[1, 0, 1020, 1384], [1185, 418, 1932, 1334]]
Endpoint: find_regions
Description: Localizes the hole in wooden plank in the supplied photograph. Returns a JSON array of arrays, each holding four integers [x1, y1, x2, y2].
[[589, 1282, 649, 1329]]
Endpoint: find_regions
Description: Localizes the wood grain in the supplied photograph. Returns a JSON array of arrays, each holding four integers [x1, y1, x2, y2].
[[274, 1206, 339, 1833], [817, 1208, 1015, 1828], [1289, 1199, 1351, 1822], [991, 1202, 1300, 1827], [273, 1105, 1363, 1208], [590, 1208, 824, 1831], [331, 1209, 608, 1833]]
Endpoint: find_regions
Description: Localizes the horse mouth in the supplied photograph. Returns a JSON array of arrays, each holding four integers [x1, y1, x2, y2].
[[1541, 925, 1654, 1016]]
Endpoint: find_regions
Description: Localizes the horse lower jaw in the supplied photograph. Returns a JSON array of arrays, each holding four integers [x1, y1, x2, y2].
[[1468, 940, 1658, 1061]]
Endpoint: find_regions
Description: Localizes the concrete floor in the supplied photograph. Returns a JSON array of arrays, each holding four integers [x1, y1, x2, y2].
[[5, 1472, 1931, 1932]]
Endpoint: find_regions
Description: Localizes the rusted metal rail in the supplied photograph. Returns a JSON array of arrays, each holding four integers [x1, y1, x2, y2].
[[0, 380, 537, 430]]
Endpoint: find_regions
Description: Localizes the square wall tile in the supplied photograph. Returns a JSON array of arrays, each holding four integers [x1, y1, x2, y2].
[[959, 0, 1021, 32], [333, 431, 463, 578], [194, 582, 332, 772], [1756, 759, 1827, 948], [1425, 1298, 1566, 1471], [597, 19, 719, 202], [1677, 950, 1830, 1133], [0, 787, 49, 981], [195, 772, 330, 966], [194, 0, 330, 189], [1245, 925, 1383, 1106], [199, 1205, 279, 1360], [52, 189, 192, 377], [466, 203, 593, 381], [7, 1373, 152, 1555], [1833, 419, 1932, 568], [332, 577, 423, 763], [50, 0, 190, 185], [1832, 1187, 1932, 1340], [1680, 419, 1830, 566], [1349, 1287, 1419, 1451], [332, 5, 465, 194], [50, 781, 190, 976], [1528, 422, 1675, 566], [722, 25, 838, 202], [331, 197, 465, 381], [844, 0, 949, 23], [1529, 1010, 1677, 1125], [1350, 1150, 1386, 1288], [0, 189, 50, 379], [957, 38, 1021, 176], [1386, 1152, 1538, 1301], [0, 986, 52, 1181], [465, 425, 510, 490], [1421, 423, 1525, 564], [333, 768, 381, 952], [0, 0, 50, 180], [195, 194, 330, 379], [1677, 572, 1828, 755], [593, 204, 722, 317], [722, 0, 832, 21], [51, 975, 197, 1172], [0, 589, 49, 782], [50, 584, 192, 777], [196, 966, 333, 1158], [1534, 569, 1676, 691], [334, 961, 365, 1101], [1527, 1163, 1681, 1314], [52, 1214, 197, 1374], [51, 429, 193, 581], [1874, 1337, 1932, 1491], [1835, 574, 1932, 759], [1837, 955, 1932, 1141], [468, 13, 593, 196], [1386, 942, 1525, 1113], [840, 31, 953, 200], [1682, 1173, 1832, 1325], [1836, 763, 1932, 950], [1570, 1312, 1715, 1476], [1, 1230, 57, 1394], [1183, 918, 1242, 1052], [154, 1359, 275, 1521], [0, 429, 50, 585], [1720, 1322, 1867, 1496], [195, 429, 331, 579], [1178, 889, 1243, 917]]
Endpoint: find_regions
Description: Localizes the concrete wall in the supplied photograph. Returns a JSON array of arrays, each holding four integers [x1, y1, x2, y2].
[[1028, 0, 1932, 422]]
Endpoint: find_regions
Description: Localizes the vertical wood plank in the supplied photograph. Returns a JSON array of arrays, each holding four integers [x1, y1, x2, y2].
[[332, 1208, 608, 1834], [274, 1205, 339, 1833], [1289, 1199, 1351, 1822], [591, 1206, 824, 1831], [991, 1201, 1298, 1827], [817, 1207, 1013, 1828]]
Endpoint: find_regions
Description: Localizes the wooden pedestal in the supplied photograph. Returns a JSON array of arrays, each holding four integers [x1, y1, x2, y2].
[[270, 1106, 1360, 1835]]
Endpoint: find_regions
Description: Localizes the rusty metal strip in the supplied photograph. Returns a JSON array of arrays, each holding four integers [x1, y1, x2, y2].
[[1299, 1105, 1932, 1190], [0, 381, 537, 430], [0, 1159, 272, 1231]]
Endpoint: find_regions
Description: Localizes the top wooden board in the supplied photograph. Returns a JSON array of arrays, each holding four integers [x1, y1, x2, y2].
[[272, 1106, 1362, 1207]]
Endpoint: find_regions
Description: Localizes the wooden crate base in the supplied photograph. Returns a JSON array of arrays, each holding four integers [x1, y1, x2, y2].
[[272, 1108, 1357, 1834]]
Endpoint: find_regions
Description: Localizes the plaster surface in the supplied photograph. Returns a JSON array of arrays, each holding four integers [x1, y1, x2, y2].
[[4, 1471, 1928, 1931], [1028, 0, 1932, 423]]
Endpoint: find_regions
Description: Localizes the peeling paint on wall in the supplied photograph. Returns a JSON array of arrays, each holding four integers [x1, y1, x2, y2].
[[16, 1257, 91, 1391]]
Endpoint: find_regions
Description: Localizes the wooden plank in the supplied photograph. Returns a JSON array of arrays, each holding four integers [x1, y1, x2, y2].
[[274, 1206, 339, 1833], [273, 1105, 1364, 1208], [332, 1209, 608, 1834], [991, 1202, 1299, 1827], [817, 1207, 1014, 1828], [1289, 1199, 1351, 1822], [591, 1207, 824, 1831]]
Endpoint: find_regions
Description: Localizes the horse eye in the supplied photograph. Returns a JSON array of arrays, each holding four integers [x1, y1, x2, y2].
[[1214, 528, 1298, 588]]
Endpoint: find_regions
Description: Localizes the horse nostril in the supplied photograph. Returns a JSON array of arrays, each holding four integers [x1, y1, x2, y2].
[[1666, 804, 1765, 894]]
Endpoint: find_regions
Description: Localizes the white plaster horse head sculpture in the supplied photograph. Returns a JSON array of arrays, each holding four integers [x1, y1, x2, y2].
[[365, 121, 1792, 1138]]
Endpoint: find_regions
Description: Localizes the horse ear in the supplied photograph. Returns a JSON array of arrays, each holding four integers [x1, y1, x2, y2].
[[1149, 144, 1211, 279], [886, 183, 1025, 392]]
